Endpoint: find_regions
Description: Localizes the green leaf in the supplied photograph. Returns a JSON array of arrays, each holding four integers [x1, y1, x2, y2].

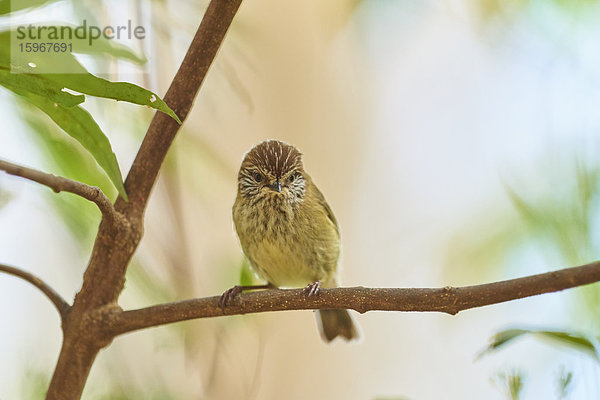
[[18, 98, 115, 243], [0, 29, 182, 198], [0, 67, 84, 107], [1, 30, 180, 122], [44, 73, 182, 124], [0, 0, 60, 15], [4, 83, 128, 200], [479, 328, 600, 361]]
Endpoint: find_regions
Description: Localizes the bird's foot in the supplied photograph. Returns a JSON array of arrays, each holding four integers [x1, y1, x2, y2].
[[219, 284, 275, 310], [303, 280, 322, 297], [219, 285, 244, 309]]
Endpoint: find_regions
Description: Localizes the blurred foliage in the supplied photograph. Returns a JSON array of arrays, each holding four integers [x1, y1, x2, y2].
[[0, 183, 12, 210], [447, 151, 600, 308], [504, 158, 600, 266], [473, 0, 600, 23], [126, 260, 175, 306], [21, 369, 50, 400], [479, 328, 600, 362], [451, 151, 600, 397], [557, 367, 574, 399], [0, 0, 58, 15], [446, 153, 600, 279], [444, 213, 528, 284], [492, 370, 525, 400], [16, 97, 113, 246], [506, 155, 600, 330], [239, 256, 260, 286]]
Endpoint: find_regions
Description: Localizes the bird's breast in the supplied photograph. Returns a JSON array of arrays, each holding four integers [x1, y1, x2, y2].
[[232, 196, 339, 287]]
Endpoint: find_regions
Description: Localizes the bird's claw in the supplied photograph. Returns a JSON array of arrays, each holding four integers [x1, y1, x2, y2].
[[303, 281, 321, 297], [219, 285, 243, 309]]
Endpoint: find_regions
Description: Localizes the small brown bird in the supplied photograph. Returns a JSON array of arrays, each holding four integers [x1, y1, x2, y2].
[[222, 140, 358, 342]]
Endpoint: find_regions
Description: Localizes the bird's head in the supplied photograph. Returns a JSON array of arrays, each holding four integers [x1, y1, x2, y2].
[[237, 140, 306, 204]]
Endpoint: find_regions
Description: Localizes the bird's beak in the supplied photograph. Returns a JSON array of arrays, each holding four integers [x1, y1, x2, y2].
[[268, 180, 282, 193]]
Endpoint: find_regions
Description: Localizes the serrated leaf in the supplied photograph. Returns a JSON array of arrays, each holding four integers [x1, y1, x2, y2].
[[4, 83, 127, 200]]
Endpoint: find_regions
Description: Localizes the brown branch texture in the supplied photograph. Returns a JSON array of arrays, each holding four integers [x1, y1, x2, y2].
[[0, 159, 118, 222], [45, 1, 245, 399], [106, 260, 600, 336]]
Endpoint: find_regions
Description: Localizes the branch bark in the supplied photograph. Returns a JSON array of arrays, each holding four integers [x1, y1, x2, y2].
[[0, 159, 119, 223], [107, 261, 600, 336], [116, 0, 243, 220], [0, 263, 70, 320], [45, 1, 244, 399]]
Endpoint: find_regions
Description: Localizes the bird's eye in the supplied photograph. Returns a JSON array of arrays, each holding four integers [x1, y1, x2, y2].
[[253, 172, 263, 183], [288, 173, 296, 183]]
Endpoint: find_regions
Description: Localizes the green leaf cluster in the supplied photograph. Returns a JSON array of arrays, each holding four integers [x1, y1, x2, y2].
[[0, 27, 181, 199]]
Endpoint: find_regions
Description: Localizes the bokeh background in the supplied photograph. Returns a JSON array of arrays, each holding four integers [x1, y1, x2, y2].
[[2, 0, 600, 399]]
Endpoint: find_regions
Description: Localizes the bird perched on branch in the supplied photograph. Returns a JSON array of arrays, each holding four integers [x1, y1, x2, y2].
[[221, 139, 358, 342]]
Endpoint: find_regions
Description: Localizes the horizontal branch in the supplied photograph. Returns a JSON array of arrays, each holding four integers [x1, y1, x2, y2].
[[0, 159, 120, 222], [0, 263, 70, 320], [109, 260, 600, 336]]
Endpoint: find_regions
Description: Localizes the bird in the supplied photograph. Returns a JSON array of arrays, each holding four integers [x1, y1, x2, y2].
[[221, 139, 358, 342]]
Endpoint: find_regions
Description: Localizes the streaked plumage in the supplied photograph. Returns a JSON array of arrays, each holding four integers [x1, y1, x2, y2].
[[230, 140, 357, 342]]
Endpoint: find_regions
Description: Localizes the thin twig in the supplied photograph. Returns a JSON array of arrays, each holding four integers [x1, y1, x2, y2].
[[0, 263, 70, 320], [108, 261, 600, 336], [0, 159, 120, 223]]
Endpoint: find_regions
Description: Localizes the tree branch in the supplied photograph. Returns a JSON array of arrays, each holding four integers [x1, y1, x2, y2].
[[108, 261, 600, 336], [72, 0, 244, 312], [0, 263, 70, 320], [0, 159, 119, 223], [115, 0, 244, 220], [46, 2, 244, 399]]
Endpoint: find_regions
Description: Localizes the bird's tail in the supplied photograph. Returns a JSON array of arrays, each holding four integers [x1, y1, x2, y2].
[[317, 309, 359, 342]]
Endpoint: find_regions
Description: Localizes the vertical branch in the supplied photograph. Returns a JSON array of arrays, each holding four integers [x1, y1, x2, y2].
[[45, 1, 244, 399], [119, 0, 244, 220]]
